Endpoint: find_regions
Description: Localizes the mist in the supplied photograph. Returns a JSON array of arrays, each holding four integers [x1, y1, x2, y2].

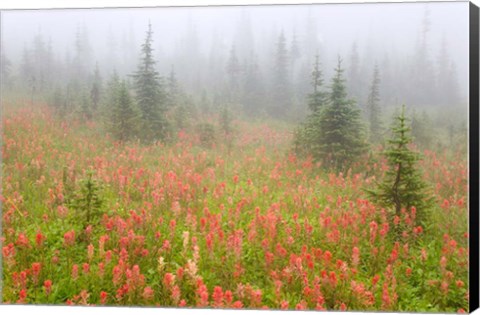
[[1, 2, 469, 114]]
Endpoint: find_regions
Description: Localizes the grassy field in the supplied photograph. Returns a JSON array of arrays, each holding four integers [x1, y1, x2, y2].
[[1, 103, 469, 312]]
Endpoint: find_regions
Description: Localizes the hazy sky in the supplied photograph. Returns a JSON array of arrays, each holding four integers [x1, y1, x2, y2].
[[0, 1, 469, 92]]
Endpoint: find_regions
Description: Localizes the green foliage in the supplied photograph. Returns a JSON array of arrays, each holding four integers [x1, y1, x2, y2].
[[110, 79, 140, 142], [367, 105, 433, 228], [317, 58, 368, 171], [296, 57, 368, 171], [79, 88, 93, 121], [68, 171, 104, 227], [366, 64, 383, 143], [308, 54, 327, 113], [270, 31, 291, 118], [132, 22, 169, 143], [90, 63, 102, 113]]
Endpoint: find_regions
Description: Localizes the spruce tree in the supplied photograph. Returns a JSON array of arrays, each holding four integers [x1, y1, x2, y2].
[[110, 80, 139, 142], [132, 22, 169, 142], [367, 105, 432, 228], [366, 64, 382, 143], [317, 57, 368, 171]]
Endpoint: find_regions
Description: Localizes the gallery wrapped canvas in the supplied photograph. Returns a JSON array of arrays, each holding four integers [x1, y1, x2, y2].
[[0, 0, 479, 313]]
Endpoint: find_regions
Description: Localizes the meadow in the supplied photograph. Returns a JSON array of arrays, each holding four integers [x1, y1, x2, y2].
[[1, 102, 469, 312]]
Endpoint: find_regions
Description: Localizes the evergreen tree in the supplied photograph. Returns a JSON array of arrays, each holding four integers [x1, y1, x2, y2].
[[0, 45, 12, 89], [366, 64, 382, 143], [167, 65, 180, 108], [79, 88, 93, 121], [348, 42, 361, 101], [242, 52, 264, 117], [132, 22, 169, 142], [308, 53, 327, 113], [270, 30, 290, 118], [110, 80, 139, 142], [90, 62, 102, 113], [367, 105, 433, 228], [293, 54, 326, 157], [226, 45, 242, 103], [317, 57, 368, 171]]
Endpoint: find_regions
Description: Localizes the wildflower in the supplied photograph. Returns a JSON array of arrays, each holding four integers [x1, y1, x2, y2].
[[212, 286, 224, 307], [17, 289, 27, 304], [87, 244, 94, 260], [143, 287, 154, 301], [82, 263, 90, 274], [72, 264, 79, 280], [163, 273, 175, 288], [406, 268, 412, 277], [16, 233, 30, 248], [352, 246, 360, 266], [35, 232, 45, 247], [44, 280, 52, 295], [100, 291, 108, 304], [31, 262, 41, 284], [64, 230, 75, 247], [171, 285, 181, 304]]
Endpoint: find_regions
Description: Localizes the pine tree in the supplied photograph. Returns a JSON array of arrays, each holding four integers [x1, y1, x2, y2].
[[366, 64, 382, 143], [110, 80, 139, 142], [132, 22, 169, 142], [317, 57, 368, 171], [367, 105, 433, 228]]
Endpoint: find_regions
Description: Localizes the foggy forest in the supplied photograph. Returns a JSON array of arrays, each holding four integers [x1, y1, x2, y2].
[[0, 2, 470, 312]]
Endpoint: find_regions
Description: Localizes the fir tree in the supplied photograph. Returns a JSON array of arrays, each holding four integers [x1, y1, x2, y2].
[[110, 80, 139, 142], [166, 65, 180, 108], [367, 105, 433, 228], [366, 64, 382, 143], [270, 30, 290, 118], [317, 57, 368, 171], [132, 22, 169, 142], [90, 62, 102, 113], [308, 53, 327, 113], [226, 45, 242, 103]]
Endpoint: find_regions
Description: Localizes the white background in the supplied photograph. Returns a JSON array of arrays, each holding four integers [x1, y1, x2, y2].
[[0, 0, 479, 315]]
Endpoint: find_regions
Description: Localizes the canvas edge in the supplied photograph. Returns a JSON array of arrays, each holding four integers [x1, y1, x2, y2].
[[469, 1, 480, 313]]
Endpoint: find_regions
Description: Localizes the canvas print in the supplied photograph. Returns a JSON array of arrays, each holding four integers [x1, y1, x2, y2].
[[0, 1, 475, 313]]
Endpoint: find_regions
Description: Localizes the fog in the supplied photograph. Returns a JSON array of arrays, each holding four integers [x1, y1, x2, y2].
[[0, 2, 469, 116]]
